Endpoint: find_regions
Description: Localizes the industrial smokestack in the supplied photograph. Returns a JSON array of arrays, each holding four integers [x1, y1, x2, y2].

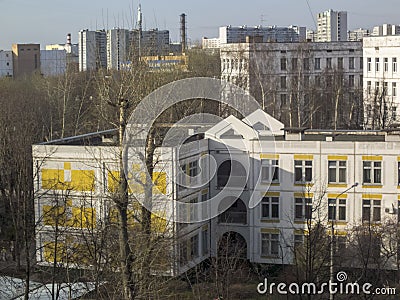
[[180, 13, 186, 54], [66, 33, 72, 45]]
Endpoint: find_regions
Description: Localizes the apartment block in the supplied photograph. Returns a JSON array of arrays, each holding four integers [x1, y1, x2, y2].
[[317, 9, 348, 42], [363, 35, 400, 129]]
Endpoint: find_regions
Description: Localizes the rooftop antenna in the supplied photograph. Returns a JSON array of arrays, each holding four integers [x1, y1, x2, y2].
[[260, 14, 266, 26], [137, 3, 143, 58]]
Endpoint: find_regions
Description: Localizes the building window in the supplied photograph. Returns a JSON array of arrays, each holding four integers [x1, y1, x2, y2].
[[384, 57, 388, 72], [314, 58, 321, 70], [337, 57, 343, 69], [375, 81, 380, 94], [349, 57, 354, 69], [261, 197, 279, 219], [179, 241, 188, 265], [398, 199, 400, 222], [328, 161, 346, 183], [393, 82, 397, 97], [375, 58, 379, 72], [383, 82, 388, 95], [261, 233, 280, 257], [367, 58, 371, 72], [295, 197, 312, 220], [328, 198, 346, 221], [280, 76, 286, 89], [202, 228, 208, 255], [349, 75, 355, 87], [367, 81, 372, 95], [363, 161, 381, 184], [281, 58, 287, 71], [360, 57, 363, 70], [294, 234, 304, 250], [362, 199, 381, 222], [190, 235, 199, 259], [261, 159, 279, 182], [294, 160, 313, 183], [291, 58, 298, 70], [303, 58, 310, 71], [397, 162, 400, 186], [393, 58, 397, 73], [392, 106, 397, 121], [280, 93, 287, 107], [327, 57, 332, 69]]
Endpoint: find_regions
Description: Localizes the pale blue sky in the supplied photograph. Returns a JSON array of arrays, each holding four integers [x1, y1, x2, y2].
[[1, 0, 399, 49]]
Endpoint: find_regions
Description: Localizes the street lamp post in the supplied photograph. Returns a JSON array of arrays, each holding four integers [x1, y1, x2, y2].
[[329, 182, 358, 300]]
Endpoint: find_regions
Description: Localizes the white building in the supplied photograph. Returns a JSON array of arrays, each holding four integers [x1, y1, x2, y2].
[[40, 50, 67, 76], [348, 28, 370, 41], [363, 36, 400, 129], [78, 29, 107, 71], [317, 9, 348, 42], [0, 50, 13, 77], [107, 28, 129, 70], [33, 108, 400, 274], [219, 25, 306, 44], [372, 24, 400, 36], [202, 37, 221, 49], [220, 41, 363, 127]]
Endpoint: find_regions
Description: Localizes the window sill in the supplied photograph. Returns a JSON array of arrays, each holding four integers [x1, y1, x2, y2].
[[328, 221, 347, 226], [261, 255, 280, 259], [361, 184, 382, 189], [328, 183, 348, 188], [261, 219, 280, 223], [261, 181, 280, 186], [294, 183, 314, 187]]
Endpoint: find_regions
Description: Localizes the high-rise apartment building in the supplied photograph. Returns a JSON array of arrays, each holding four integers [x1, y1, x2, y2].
[[78, 29, 107, 71], [107, 28, 130, 70], [219, 25, 306, 44], [317, 9, 347, 42]]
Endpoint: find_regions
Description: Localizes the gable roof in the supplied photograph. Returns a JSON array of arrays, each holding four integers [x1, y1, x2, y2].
[[242, 109, 284, 136]]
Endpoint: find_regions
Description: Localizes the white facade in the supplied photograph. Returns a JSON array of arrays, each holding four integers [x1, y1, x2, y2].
[[348, 28, 370, 41], [317, 10, 348, 42], [219, 25, 306, 44], [202, 37, 221, 49], [33, 109, 400, 273], [40, 50, 67, 76], [220, 41, 363, 126], [363, 36, 400, 128], [78, 29, 107, 71], [372, 24, 400, 36], [0, 50, 13, 77], [107, 28, 129, 70]]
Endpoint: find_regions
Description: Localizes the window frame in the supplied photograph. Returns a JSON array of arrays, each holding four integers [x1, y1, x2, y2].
[[261, 196, 279, 219], [294, 160, 313, 183], [328, 198, 347, 221], [294, 197, 313, 221], [261, 232, 280, 257], [261, 159, 279, 183], [362, 161, 382, 184], [362, 199, 381, 222], [328, 160, 347, 184]]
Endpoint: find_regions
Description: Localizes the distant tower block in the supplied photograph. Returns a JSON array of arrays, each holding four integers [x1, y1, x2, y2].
[[180, 13, 187, 54]]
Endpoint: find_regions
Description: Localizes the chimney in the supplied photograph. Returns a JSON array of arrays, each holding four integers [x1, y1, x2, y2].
[[180, 13, 187, 54], [66, 33, 72, 45]]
